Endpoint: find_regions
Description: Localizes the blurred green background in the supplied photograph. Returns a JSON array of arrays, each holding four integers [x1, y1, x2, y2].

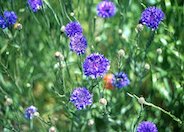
[[0, 0, 183, 131]]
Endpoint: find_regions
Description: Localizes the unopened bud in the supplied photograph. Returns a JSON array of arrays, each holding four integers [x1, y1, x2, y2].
[[88, 119, 94, 126], [118, 29, 122, 34], [49, 126, 57, 132], [34, 112, 40, 117], [121, 34, 128, 41], [135, 24, 144, 33], [5, 97, 13, 106], [95, 36, 101, 42], [54, 51, 64, 61], [144, 63, 150, 70], [60, 26, 65, 32], [118, 49, 125, 57], [14, 23, 22, 30], [70, 12, 75, 17], [99, 98, 107, 106], [156, 48, 162, 54], [138, 97, 145, 105]]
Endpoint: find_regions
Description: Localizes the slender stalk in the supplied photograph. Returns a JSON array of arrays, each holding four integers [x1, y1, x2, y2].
[[126, 92, 183, 125]]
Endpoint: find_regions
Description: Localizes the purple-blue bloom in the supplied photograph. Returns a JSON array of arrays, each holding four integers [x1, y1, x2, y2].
[[139, 6, 164, 30], [69, 33, 87, 55], [0, 16, 6, 29], [65, 21, 83, 37], [112, 72, 130, 88], [3, 11, 17, 27], [83, 53, 110, 79], [137, 121, 158, 132], [24, 105, 37, 119], [70, 87, 93, 110], [28, 0, 43, 12], [96, 0, 116, 18]]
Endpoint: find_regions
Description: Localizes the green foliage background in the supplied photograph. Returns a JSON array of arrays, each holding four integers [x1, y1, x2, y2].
[[0, 0, 183, 131]]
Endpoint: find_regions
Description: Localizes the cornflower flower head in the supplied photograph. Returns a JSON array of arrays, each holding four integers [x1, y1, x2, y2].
[[83, 53, 110, 79], [103, 73, 114, 90], [112, 72, 130, 88], [70, 87, 93, 110], [96, 0, 116, 18], [28, 0, 43, 12], [139, 6, 164, 30], [137, 121, 158, 132], [3, 11, 17, 27], [69, 33, 87, 55], [65, 21, 83, 37], [24, 105, 37, 119]]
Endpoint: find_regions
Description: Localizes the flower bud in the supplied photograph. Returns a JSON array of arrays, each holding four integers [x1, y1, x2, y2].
[[138, 97, 145, 105], [144, 63, 150, 70], [88, 119, 94, 126], [34, 112, 40, 117], [95, 36, 101, 42], [4, 97, 13, 106], [118, 49, 125, 57], [14, 23, 22, 30], [156, 48, 162, 54], [118, 29, 122, 34], [70, 12, 75, 17], [49, 126, 57, 132], [135, 24, 144, 33], [99, 98, 107, 106], [54, 51, 64, 61], [60, 26, 65, 32]]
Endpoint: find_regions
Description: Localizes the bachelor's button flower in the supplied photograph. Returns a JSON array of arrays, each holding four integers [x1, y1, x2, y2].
[[96, 0, 116, 18], [70, 87, 93, 110], [139, 6, 164, 30], [112, 72, 130, 88], [69, 33, 87, 55], [137, 121, 158, 132], [28, 0, 43, 12], [24, 105, 37, 119], [103, 73, 114, 90], [0, 16, 6, 29], [3, 11, 17, 27], [83, 53, 110, 79], [65, 21, 83, 37]]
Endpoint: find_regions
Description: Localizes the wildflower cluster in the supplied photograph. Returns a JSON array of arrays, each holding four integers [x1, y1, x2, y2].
[[2, 0, 178, 131], [65, 21, 87, 55]]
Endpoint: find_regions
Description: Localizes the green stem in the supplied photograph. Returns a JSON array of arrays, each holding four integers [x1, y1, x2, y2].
[[126, 92, 183, 125], [144, 102, 182, 124]]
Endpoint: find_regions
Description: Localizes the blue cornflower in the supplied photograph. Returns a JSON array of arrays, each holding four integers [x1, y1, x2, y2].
[[0, 16, 6, 29], [139, 6, 164, 30], [96, 0, 116, 18], [137, 121, 158, 132], [28, 0, 43, 12], [112, 72, 130, 88], [70, 87, 93, 110], [24, 106, 37, 119], [3, 11, 17, 27], [65, 21, 83, 37], [83, 53, 110, 79], [69, 33, 87, 55]]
